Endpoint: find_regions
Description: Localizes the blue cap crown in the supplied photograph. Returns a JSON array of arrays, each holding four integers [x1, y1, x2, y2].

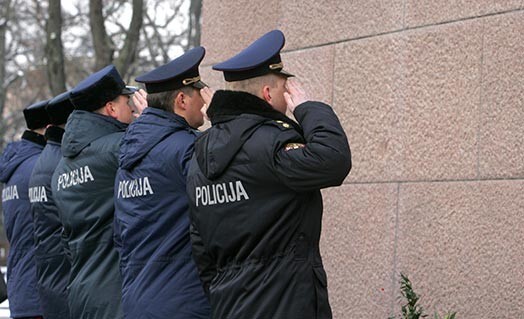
[[213, 30, 294, 82], [23, 99, 51, 130], [136, 46, 207, 93], [70, 65, 130, 111], [46, 91, 75, 125]]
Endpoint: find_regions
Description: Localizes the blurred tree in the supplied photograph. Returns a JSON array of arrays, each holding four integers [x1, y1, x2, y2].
[[0, 0, 10, 129], [89, 0, 115, 70], [114, 0, 144, 77], [46, 0, 67, 95], [0, 0, 43, 151], [1, 0, 203, 266], [0, 0, 201, 149], [0, 0, 12, 252], [0, 0, 13, 149], [0, 0, 50, 151], [140, 0, 188, 69], [187, 0, 201, 49]]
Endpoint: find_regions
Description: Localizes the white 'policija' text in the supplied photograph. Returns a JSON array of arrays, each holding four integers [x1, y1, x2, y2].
[[195, 180, 249, 207], [56, 165, 95, 191], [2, 185, 19, 202], [117, 176, 154, 199], [29, 186, 48, 203]]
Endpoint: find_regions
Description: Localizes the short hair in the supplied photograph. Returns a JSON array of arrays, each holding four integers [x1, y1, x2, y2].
[[225, 73, 279, 96], [146, 87, 195, 113], [94, 93, 128, 115], [94, 94, 126, 115]]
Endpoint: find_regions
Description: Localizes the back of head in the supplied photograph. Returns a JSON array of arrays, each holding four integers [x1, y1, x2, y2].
[[213, 30, 294, 84], [213, 30, 293, 113], [136, 46, 207, 113], [145, 87, 195, 113], [225, 73, 279, 98]]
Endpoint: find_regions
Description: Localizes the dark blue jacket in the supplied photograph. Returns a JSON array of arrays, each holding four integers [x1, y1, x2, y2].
[[0, 131, 45, 318], [29, 126, 71, 319], [114, 107, 210, 319], [52, 110, 127, 319]]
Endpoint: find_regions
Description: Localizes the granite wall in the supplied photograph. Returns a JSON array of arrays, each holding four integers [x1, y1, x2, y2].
[[199, 2, 524, 318]]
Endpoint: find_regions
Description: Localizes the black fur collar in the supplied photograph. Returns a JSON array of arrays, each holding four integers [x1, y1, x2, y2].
[[45, 126, 65, 144], [207, 90, 303, 133], [21, 130, 46, 147]]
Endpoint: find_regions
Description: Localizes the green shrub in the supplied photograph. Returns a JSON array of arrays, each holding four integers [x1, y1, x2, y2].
[[389, 273, 456, 319]]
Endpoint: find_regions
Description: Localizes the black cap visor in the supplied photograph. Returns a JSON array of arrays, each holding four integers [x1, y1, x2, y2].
[[121, 86, 139, 95], [191, 80, 208, 89], [274, 68, 294, 78]]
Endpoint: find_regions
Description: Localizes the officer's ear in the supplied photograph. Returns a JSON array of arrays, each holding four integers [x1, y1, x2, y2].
[[262, 85, 272, 104], [95, 101, 117, 119], [174, 91, 187, 111], [107, 100, 120, 119]]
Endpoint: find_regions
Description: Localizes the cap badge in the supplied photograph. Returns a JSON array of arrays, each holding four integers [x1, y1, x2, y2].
[[182, 76, 202, 86], [269, 62, 284, 70]]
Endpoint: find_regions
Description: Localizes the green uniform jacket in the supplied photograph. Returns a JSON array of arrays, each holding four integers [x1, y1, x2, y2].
[[52, 110, 127, 319]]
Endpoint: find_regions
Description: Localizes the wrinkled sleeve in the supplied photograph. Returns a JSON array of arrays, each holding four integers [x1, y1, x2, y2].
[[60, 226, 72, 262], [54, 192, 73, 262], [111, 140, 124, 256], [180, 139, 196, 178], [271, 101, 351, 192], [190, 222, 216, 297], [112, 214, 123, 257]]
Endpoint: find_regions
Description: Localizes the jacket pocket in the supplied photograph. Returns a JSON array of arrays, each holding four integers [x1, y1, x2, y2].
[[313, 266, 332, 319], [293, 233, 308, 261], [313, 266, 327, 287]]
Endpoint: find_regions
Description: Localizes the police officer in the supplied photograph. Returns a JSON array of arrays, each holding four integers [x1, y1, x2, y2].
[[51, 65, 143, 319], [1, 100, 50, 319], [114, 46, 211, 319], [28, 91, 74, 319], [186, 30, 352, 319]]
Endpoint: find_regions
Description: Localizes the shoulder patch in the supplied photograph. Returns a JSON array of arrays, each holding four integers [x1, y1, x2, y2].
[[265, 119, 292, 131], [275, 120, 291, 129], [284, 142, 305, 151]]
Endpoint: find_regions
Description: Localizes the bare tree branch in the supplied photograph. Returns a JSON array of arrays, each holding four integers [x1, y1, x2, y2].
[[140, 27, 161, 68], [114, 0, 143, 78], [144, 10, 169, 64], [108, 20, 128, 37], [29, 0, 46, 30], [103, 0, 125, 18]]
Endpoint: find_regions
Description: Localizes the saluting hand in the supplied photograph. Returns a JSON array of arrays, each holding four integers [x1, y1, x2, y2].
[[284, 79, 309, 113], [132, 89, 148, 118], [200, 87, 215, 121]]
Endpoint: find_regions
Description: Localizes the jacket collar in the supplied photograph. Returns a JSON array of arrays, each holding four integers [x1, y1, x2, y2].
[[44, 126, 65, 144], [143, 107, 192, 129], [21, 130, 46, 147], [62, 110, 128, 158], [207, 90, 303, 133], [118, 107, 195, 170]]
